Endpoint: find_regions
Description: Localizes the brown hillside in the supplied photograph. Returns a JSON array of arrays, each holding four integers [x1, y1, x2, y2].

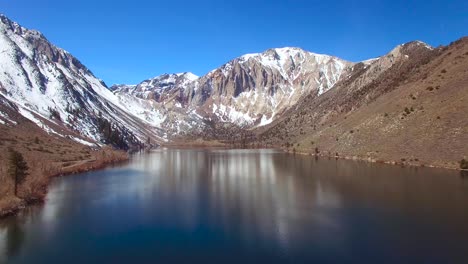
[[258, 37, 468, 169]]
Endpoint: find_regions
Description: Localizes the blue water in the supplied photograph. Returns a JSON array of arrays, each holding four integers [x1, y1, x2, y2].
[[1, 149, 468, 263]]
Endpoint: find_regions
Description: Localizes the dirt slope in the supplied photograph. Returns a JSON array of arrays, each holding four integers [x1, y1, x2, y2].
[[258, 37, 468, 169]]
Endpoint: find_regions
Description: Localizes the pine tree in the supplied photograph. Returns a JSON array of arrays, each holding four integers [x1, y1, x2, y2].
[[7, 148, 29, 196]]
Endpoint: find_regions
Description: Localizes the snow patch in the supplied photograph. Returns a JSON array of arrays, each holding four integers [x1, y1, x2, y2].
[[414, 40, 433, 50], [258, 114, 274, 126], [0, 111, 16, 125], [71, 136, 96, 147]]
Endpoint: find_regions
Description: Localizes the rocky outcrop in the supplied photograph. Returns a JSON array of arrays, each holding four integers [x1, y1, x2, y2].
[[187, 48, 352, 125]]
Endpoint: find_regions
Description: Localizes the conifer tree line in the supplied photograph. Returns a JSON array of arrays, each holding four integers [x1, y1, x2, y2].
[[95, 112, 141, 150]]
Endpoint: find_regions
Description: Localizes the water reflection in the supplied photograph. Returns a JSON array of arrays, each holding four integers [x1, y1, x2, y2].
[[461, 170, 468, 178], [0, 205, 42, 262], [0, 219, 24, 261], [1, 149, 468, 263]]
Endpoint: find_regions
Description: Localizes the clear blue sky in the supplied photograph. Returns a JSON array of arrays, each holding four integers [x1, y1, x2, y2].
[[1, 0, 467, 85]]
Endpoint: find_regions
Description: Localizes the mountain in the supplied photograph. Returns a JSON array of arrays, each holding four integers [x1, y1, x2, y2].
[[0, 14, 163, 149], [113, 47, 353, 141], [111, 72, 198, 103], [258, 38, 468, 169], [111, 72, 207, 139], [187, 48, 353, 126], [1, 13, 466, 169]]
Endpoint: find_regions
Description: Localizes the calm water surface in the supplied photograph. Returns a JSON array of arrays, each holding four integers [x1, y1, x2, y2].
[[1, 149, 468, 263]]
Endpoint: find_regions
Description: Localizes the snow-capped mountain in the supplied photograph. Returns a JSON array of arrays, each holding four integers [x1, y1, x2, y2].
[[188, 47, 353, 126], [111, 72, 207, 137], [111, 72, 198, 103], [0, 14, 163, 147], [1, 13, 444, 147], [115, 47, 353, 132]]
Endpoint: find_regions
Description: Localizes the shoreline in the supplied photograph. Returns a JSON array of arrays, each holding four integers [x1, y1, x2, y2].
[[163, 143, 465, 171], [283, 148, 465, 171], [2, 146, 464, 219], [173, 142, 466, 171], [0, 149, 129, 219]]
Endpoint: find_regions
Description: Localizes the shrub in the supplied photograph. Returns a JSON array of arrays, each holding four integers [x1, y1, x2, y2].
[[460, 159, 468, 170], [48, 107, 61, 121], [426, 86, 434, 91], [441, 69, 447, 73]]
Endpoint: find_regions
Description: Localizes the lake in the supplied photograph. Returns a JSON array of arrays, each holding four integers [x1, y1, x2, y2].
[[1, 148, 468, 263]]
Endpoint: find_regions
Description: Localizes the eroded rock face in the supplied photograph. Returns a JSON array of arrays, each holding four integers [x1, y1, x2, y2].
[[186, 48, 353, 125], [115, 47, 353, 128]]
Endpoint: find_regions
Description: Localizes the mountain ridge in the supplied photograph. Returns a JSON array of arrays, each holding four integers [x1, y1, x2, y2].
[[113, 46, 356, 133], [1, 12, 464, 166]]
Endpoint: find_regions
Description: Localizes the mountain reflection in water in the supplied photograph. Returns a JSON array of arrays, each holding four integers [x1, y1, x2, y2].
[[1, 149, 468, 263]]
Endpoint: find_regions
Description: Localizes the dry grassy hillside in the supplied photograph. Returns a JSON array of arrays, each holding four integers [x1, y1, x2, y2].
[[0, 105, 128, 217], [259, 37, 468, 169]]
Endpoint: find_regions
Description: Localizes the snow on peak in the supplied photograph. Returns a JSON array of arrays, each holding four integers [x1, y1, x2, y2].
[[149, 72, 199, 83], [361, 58, 379, 65], [271, 47, 305, 57], [0, 14, 43, 40], [237, 47, 337, 68], [239, 47, 305, 62], [175, 72, 199, 81], [413, 40, 433, 50]]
